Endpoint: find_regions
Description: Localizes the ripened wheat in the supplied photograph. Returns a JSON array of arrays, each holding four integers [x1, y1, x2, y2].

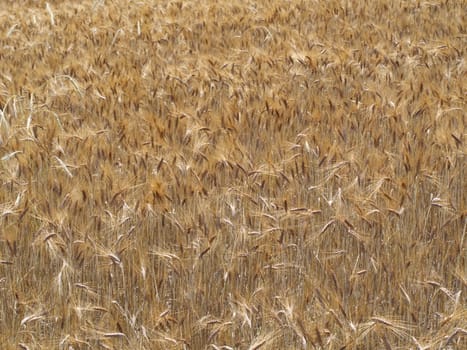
[[0, 0, 465, 349]]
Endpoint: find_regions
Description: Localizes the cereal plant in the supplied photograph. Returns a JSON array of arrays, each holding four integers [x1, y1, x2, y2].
[[0, 0, 465, 349]]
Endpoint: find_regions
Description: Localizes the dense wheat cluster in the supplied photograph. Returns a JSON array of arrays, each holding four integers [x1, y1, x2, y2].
[[0, 0, 465, 349]]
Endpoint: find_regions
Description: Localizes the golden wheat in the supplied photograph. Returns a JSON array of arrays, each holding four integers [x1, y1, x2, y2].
[[0, 0, 465, 349]]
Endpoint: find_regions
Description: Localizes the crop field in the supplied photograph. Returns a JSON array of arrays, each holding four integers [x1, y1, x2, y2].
[[0, 0, 465, 349]]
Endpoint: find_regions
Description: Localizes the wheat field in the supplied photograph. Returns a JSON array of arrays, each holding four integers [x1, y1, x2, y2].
[[0, 0, 465, 349]]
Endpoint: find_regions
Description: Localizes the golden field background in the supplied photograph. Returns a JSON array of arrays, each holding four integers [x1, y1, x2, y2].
[[0, 0, 465, 348]]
